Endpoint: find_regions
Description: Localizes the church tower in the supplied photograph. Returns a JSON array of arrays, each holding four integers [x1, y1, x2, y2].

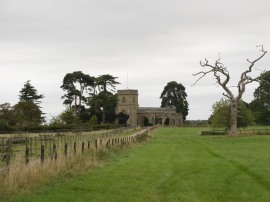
[[115, 89, 139, 126]]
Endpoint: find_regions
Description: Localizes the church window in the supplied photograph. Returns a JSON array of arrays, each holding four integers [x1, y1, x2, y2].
[[122, 97, 126, 103]]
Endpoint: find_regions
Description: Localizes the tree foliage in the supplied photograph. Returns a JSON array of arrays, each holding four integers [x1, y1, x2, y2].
[[13, 101, 44, 127], [60, 71, 120, 124], [0, 103, 16, 126], [160, 81, 189, 120], [193, 46, 267, 135], [19, 80, 44, 106], [96, 74, 120, 93], [250, 71, 270, 124], [89, 91, 118, 124], [61, 71, 95, 112], [210, 98, 254, 129]]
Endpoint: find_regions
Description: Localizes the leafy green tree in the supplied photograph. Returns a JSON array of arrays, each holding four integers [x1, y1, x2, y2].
[[96, 74, 120, 93], [13, 101, 44, 127], [210, 98, 254, 129], [210, 99, 231, 128], [61, 71, 95, 112], [160, 81, 189, 121], [59, 110, 80, 125], [250, 71, 270, 124], [17, 81, 45, 127], [94, 74, 120, 123], [0, 103, 16, 127], [19, 80, 44, 106], [0, 103, 16, 130], [89, 91, 118, 124], [88, 115, 98, 125]]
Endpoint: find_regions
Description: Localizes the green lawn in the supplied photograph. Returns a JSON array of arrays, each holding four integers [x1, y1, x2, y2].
[[6, 127, 270, 202]]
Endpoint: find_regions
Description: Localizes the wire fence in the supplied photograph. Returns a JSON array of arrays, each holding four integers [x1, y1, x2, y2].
[[0, 126, 158, 167]]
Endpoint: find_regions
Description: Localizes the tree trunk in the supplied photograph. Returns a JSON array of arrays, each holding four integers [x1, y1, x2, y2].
[[102, 107, 106, 124], [230, 99, 238, 136]]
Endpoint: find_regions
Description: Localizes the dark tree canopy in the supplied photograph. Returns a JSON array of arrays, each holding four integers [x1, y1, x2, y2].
[[96, 74, 120, 93], [61, 71, 95, 112], [19, 80, 44, 106], [14, 101, 44, 127], [0, 103, 16, 127], [60, 71, 120, 124], [160, 81, 189, 120], [93, 74, 120, 123], [250, 71, 270, 124], [210, 99, 254, 129], [89, 91, 118, 124]]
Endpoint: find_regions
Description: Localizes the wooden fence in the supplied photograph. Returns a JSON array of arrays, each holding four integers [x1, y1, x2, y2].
[[201, 128, 270, 136], [238, 128, 270, 135], [0, 126, 158, 166]]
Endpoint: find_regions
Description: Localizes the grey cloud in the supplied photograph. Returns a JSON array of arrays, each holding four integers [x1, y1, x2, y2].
[[1, 0, 270, 120]]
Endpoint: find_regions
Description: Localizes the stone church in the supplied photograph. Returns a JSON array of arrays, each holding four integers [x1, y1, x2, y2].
[[115, 89, 183, 127]]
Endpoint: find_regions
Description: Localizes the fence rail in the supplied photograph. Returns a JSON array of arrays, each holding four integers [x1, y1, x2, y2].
[[201, 128, 270, 136], [0, 126, 158, 167]]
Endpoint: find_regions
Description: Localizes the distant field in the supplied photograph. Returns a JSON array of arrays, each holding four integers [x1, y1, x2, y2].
[[6, 127, 270, 202]]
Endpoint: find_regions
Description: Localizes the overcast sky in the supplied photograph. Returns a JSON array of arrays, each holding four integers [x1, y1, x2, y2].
[[1, 0, 270, 121]]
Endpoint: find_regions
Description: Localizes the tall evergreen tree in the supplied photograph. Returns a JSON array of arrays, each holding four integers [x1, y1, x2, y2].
[[160, 81, 189, 121], [61, 71, 95, 113], [94, 74, 120, 123], [19, 80, 44, 105]]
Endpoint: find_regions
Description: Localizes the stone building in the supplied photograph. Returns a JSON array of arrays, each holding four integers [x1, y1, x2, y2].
[[115, 89, 183, 127]]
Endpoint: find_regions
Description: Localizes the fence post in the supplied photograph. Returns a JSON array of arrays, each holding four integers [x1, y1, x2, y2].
[[95, 139, 98, 150], [45, 136, 47, 149], [82, 142, 84, 154], [25, 145, 29, 164], [35, 136, 37, 156], [41, 145, 45, 164], [106, 139, 110, 149], [100, 139, 102, 148], [30, 137, 33, 156], [6, 139, 12, 165], [1, 138, 4, 153], [88, 141, 90, 150], [64, 143, 68, 156], [52, 143, 57, 160], [74, 142, 77, 154]]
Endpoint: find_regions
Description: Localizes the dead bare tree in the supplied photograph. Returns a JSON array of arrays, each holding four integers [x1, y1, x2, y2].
[[193, 46, 267, 136]]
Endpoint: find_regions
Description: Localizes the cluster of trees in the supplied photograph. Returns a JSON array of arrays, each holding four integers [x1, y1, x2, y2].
[[1, 57, 268, 133], [53, 71, 120, 126], [0, 71, 121, 132], [0, 80, 44, 131], [209, 70, 270, 130], [194, 46, 268, 135]]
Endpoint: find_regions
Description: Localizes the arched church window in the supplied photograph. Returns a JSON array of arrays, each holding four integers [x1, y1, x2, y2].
[[122, 97, 126, 103], [133, 97, 135, 103]]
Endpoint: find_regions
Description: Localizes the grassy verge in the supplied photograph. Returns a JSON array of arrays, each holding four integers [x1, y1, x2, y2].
[[3, 127, 270, 202]]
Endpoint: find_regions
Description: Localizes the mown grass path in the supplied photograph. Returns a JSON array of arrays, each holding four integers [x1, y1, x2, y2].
[[7, 128, 270, 202]]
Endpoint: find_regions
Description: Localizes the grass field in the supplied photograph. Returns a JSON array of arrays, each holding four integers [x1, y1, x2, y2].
[[4, 127, 270, 202]]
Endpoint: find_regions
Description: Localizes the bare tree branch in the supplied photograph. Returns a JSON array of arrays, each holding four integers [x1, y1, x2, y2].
[[237, 46, 267, 100], [193, 46, 267, 136]]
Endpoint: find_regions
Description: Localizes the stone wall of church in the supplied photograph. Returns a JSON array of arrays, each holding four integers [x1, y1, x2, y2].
[[137, 107, 183, 126]]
